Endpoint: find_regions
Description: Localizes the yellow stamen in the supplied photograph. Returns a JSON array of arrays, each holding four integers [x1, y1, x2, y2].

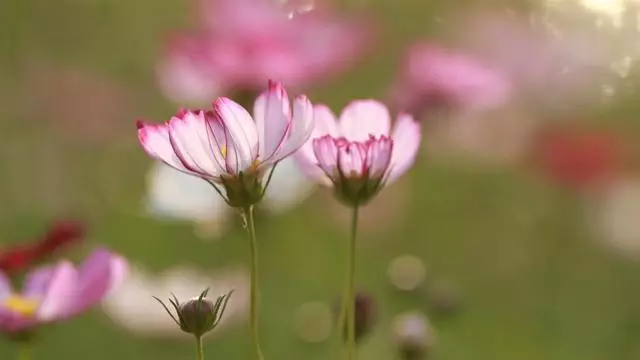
[[221, 145, 227, 158], [251, 159, 261, 170], [2, 295, 38, 316]]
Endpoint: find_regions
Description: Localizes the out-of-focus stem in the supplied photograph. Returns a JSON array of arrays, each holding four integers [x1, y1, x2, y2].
[[195, 336, 204, 360], [18, 344, 30, 360]]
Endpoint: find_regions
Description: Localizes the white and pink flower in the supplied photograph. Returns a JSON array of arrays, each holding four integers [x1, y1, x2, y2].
[[136, 81, 314, 207], [295, 100, 421, 205]]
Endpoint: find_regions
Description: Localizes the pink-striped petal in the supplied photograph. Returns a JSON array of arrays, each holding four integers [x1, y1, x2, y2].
[[338, 141, 367, 177], [313, 135, 340, 179], [387, 114, 421, 184], [253, 81, 291, 161], [366, 136, 394, 178], [167, 111, 226, 177], [213, 97, 259, 170], [268, 94, 314, 164], [37, 261, 77, 321], [137, 121, 193, 173], [339, 100, 391, 141]]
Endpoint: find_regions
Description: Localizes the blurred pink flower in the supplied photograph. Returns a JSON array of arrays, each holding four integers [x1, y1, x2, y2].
[[137, 81, 314, 206], [0, 248, 127, 333], [158, 0, 370, 101], [448, 10, 611, 110], [156, 35, 225, 106], [295, 100, 420, 205], [392, 43, 511, 115]]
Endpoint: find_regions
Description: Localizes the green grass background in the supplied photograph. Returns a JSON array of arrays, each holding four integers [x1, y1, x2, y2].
[[1, 0, 640, 359]]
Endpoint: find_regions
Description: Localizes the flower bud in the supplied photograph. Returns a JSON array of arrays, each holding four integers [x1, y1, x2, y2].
[[154, 288, 233, 338]]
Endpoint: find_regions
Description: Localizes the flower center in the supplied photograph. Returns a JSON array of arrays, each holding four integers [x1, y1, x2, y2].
[[2, 295, 38, 316]]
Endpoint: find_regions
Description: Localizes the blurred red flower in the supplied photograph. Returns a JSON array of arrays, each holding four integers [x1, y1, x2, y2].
[[535, 127, 624, 190], [0, 220, 85, 274]]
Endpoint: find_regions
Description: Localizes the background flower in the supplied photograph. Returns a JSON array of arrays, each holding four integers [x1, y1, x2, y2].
[[0, 221, 84, 274], [391, 43, 511, 116], [144, 157, 315, 239], [158, 0, 371, 97], [0, 248, 127, 332], [102, 264, 249, 338]]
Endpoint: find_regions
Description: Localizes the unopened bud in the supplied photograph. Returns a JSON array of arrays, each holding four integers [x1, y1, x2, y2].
[[154, 288, 233, 338]]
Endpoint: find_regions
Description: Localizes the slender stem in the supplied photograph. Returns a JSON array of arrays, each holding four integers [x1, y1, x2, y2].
[[195, 336, 204, 360], [18, 344, 30, 360], [244, 206, 265, 360], [346, 206, 359, 360]]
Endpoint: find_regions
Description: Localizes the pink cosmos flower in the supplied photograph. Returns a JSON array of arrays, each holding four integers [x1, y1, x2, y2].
[[136, 81, 314, 207], [295, 100, 421, 205], [392, 43, 511, 116], [158, 0, 369, 99], [0, 248, 127, 333]]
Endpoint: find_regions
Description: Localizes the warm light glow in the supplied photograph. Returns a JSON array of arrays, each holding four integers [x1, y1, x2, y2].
[[545, 0, 640, 27]]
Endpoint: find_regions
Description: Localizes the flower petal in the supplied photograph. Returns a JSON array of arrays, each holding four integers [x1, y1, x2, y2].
[[22, 266, 55, 298], [167, 111, 227, 178], [339, 100, 391, 141], [262, 157, 315, 214], [338, 141, 367, 177], [67, 248, 120, 316], [313, 135, 340, 179], [145, 162, 228, 221], [107, 253, 129, 296], [214, 97, 259, 170], [269, 95, 314, 163], [137, 121, 194, 174], [37, 261, 77, 321], [294, 104, 338, 182], [367, 136, 394, 178], [253, 81, 291, 161], [0, 272, 12, 299], [387, 114, 421, 184]]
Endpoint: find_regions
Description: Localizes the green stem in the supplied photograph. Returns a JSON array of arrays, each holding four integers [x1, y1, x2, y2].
[[18, 344, 30, 360], [244, 206, 265, 360], [195, 336, 204, 360], [346, 206, 359, 360]]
